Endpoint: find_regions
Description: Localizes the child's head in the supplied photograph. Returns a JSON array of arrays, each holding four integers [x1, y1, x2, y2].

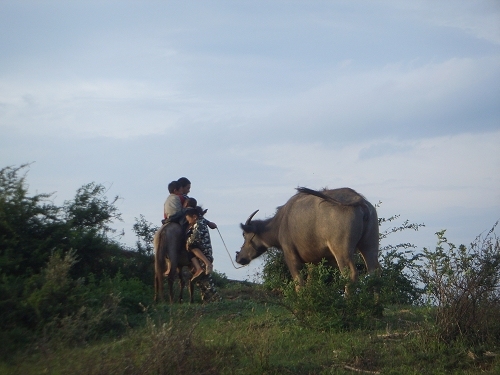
[[177, 177, 191, 195], [168, 180, 181, 194], [184, 197, 197, 208], [184, 207, 199, 225]]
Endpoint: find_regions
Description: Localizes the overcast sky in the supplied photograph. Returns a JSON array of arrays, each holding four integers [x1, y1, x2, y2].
[[1, 0, 499, 280]]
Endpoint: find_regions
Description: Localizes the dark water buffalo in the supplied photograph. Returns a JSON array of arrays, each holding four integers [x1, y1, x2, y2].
[[154, 223, 194, 303], [154, 222, 221, 303], [236, 187, 380, 285]]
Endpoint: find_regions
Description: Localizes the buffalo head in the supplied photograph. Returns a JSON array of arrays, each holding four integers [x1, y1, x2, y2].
[[235, 210, 268, 265]]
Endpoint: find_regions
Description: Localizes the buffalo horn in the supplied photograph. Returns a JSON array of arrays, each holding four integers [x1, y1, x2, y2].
[[245, 210, 259, 225]]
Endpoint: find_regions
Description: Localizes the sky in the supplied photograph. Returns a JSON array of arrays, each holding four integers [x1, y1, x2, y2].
[[1, 0, 499, 281]]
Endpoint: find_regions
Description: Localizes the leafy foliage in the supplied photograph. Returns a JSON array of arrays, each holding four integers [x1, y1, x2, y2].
[[133, 214, 158, 256], [0, 164, 65, 277], [378, 213, 425, 305], [211, 270, 230, 288], [63, 182, 121, 233], [260, 247, 291, 290], [419, 223, 500, 345], [0, 165, 153, 357], [24, 249, 81, 326], [282, 260, 383, 331]]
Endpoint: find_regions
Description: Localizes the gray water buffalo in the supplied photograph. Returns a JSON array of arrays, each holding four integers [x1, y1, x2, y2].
[[236, 187, 380, 285]]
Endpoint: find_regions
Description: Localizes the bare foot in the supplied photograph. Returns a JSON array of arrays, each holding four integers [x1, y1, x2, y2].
[[191, 269, 203, 281], [205, 263, 213, 275]]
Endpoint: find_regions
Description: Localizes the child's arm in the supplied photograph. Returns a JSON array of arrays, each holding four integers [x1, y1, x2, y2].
[[167, 208, 185, 223], [201, 217, 217, 229]]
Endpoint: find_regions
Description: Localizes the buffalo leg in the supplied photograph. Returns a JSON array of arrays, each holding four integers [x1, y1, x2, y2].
[[283, 248, 304, 290], [357, 243, 381, 302], [154, 272, 164, 302], [358, 245, 380, 275], [167, 266, 180, 304], [328, 244, 358, 296], [188, 279, 194, 303], [154, 258, 166, 302], [178, 267, 185, 303], [167, 251, 180, 303]]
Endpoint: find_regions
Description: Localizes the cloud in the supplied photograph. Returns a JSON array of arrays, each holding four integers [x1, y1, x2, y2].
[[0, 78, 190, 138], [397, 0, 500, 45], [229, 130, 500, 214], [2, 1, 498, 143], [259, 56, 500, 143]]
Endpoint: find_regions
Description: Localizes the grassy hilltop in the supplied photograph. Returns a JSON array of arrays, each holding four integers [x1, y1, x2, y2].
[[2, 279, 499, 375]]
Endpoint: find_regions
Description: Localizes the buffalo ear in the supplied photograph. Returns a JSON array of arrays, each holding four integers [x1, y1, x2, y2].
[[240, 223, 256, 233]]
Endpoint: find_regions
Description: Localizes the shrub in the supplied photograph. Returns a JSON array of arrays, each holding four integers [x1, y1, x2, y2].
[[0, 164, 153, 350], [63, 182, 121, 233], [41, 292, 123, 348], [282, 260, 383, 331], [133, 214, 158, 257], [0, 164, 67, 277], [85, 272, 152, 316], [260, 247, 291, 291], [23, 250, 132, 347], [211, 270, 230, 288], [24, 249, 81, 326], [377, 212, 425, 305], [419, 223, 500, 345]]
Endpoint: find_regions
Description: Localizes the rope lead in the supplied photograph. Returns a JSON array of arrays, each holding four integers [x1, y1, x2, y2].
[[216, 228, 246, 269]]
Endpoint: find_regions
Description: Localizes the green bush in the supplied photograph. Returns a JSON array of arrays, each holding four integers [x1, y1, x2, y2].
[[24, 249, 81, 326], [0, 164, 67, 278], [419, 223, 500, 346], [377, 212, 424, 305], [24, 250, 136, 347], [0, 164, 154, 355], [260, 247, 292, 291], [41, 293, 123, 348], [0, 164, 127, 282], [85, 272, 152, 316], [211, 270, 230, 288], [133, 214, 158, 257], [282, 260, 383, 331]]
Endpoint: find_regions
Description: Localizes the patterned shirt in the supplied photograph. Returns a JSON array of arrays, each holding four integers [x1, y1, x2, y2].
[[186, 218, 213, 263]]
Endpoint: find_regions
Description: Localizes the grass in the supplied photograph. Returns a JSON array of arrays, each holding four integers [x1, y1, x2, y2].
[[1, 282, 499, 375]]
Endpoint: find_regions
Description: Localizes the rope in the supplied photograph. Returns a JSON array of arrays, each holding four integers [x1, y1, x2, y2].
[[216, 228, 246, 269]]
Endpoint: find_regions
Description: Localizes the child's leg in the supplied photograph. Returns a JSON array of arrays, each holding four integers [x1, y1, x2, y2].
[[190, 257, 204, 280], [164, 259, 171, 276], [191, 248, 213, 274], [191, 257, 202, 272]]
